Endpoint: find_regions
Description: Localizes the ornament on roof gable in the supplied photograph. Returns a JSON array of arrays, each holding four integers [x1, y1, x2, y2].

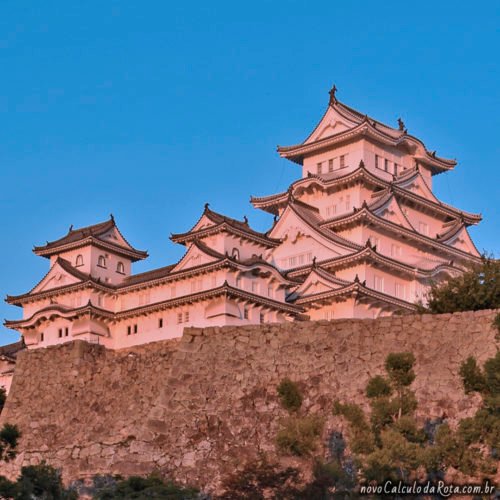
[[68, 224, 73, 232], [110, 213, 115, 222], [243, 216, 249, 225], [398, 117, 405, 131], [328, 84, 337, 106], [354, 274, 360, 283]]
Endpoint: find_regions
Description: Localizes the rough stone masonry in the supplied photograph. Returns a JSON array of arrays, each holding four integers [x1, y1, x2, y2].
[[0, 310, 498, 492]]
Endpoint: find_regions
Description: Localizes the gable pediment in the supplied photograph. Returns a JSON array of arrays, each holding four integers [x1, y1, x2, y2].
[[372, 195, 414, 230], [31, 261, 83, 294], [304, 106, 357, 144], [171, 243, 221, 273], [395, 173, 438, 203], [99, 226, 134, 249], [442, 226, 480, 256]]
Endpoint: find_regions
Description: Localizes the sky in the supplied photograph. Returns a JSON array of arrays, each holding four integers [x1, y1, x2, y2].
[[0, 1, 498, 345]]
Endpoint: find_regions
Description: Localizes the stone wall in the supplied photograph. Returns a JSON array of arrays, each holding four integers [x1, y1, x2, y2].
[[0, 310, 498, 492]]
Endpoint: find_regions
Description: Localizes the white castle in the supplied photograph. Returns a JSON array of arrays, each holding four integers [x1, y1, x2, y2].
[[3, 87, 481, 362]]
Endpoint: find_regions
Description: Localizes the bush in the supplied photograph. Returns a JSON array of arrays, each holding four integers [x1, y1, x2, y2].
[[16, 462, 77, 499], [459, 357, 486, 394], [93, 474, 199, 499], [276, 414, 324, 456], [277, 378, 302, 412], [366, 375, 392, 399], [0, 423, 20, 462]]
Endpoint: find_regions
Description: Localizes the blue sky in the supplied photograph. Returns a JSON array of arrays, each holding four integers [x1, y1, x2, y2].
[[1, 1, 498, 344]]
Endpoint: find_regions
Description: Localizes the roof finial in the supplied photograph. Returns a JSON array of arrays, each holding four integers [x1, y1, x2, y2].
[[354, 274, 360, 283], [273, 214, 278, 223], [359, 159, 365, 169], [397, 117, 405, 131], [312, 256, 317, 267], [110, 213, 115, 222], [243, 215, 248, 225], [204, 202, 210, 211], [68, 224, 73, 232], [328, 84, 337, 106]]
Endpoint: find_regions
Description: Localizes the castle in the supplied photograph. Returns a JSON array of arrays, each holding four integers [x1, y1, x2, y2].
[[3, 87, 482, 356]]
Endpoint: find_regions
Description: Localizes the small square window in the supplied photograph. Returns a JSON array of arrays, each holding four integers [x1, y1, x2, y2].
[[159, 318, 163, 328], [127, 326, 131, 335], [58, 328, 63, 338], [65, 327, 69, 337], [133, 324, 138, 334], [184, 311, 190, 323], [40, 332, 44, 342], [328, 159, 334, 172], [177, 313, 183, 324]]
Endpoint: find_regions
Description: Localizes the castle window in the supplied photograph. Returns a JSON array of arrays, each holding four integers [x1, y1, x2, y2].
[[374, 275, 384, 292], [159, 318, 163, 328], [316, 162, 322, 174], [384, 159, 389, 172], [394, 163, 399, 176], [231, 248, 240, 260], [116, 262, 125, 274], [268, 285, 273, 298], [184, 311, 190, 323], [418, 221, 429, 236], [391, 244, 402, 257], [236, 277, 241, 288], [260, 313, 265, 323], [40, 332, 44, 342], [127, 326, 131, 335], [339, 155, 346, 168], [97, 255, 107, 268], [328, 159, 334, 172], [395, 283, 406, 299], [58, 328, 63, 338], [75, 254, 84, 267], [243, 308, 249, 319], [65, 327, 69, 337], [133, 324, 138, 334], [177, 313, 182, 324]]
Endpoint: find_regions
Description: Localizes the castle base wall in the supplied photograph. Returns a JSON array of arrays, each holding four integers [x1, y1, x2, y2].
[[0, 310, 498, 491]]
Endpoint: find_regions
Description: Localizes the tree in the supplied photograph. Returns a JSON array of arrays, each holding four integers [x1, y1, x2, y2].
[[424, 256, 500, 314]]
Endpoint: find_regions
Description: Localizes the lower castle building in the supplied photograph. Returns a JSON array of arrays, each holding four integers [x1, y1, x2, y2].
[[3, 88, 482, 356]]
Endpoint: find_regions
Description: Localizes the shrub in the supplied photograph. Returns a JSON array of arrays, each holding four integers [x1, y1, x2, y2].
[[276, 414, 324, 456], [93, 473, 199, 499], [366, 375, 392, 399], [0, 423, 20, 462], [459, 357, 486, 394], [277, 378, 302, 412]]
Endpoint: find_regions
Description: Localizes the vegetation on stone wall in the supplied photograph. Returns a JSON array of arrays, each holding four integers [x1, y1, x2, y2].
[[0, 423, 20, 463], [333, 351, 499, 487]]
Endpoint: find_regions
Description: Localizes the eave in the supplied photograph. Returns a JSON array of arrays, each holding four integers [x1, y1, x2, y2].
[[321, 207, 481, 263], [34, 236, 148, 262]]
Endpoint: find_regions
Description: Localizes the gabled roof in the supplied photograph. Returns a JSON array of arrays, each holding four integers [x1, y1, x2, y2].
[[170, 204, 280, 248], [291, 277, 418, 312], [33, 216, 148, 261], [251, 162, 481, 224], [267, 196, 361, 253], [321, 204, 481, 262], [277, 87, 456, 174], [286, 243, 458, 280]]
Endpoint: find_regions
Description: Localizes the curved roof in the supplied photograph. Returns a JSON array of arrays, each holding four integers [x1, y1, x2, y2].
[[251, 162, 481, 224], [33, 216, 148, 261], [277, 91, 456, 174], [171, 204, 280, 248]]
